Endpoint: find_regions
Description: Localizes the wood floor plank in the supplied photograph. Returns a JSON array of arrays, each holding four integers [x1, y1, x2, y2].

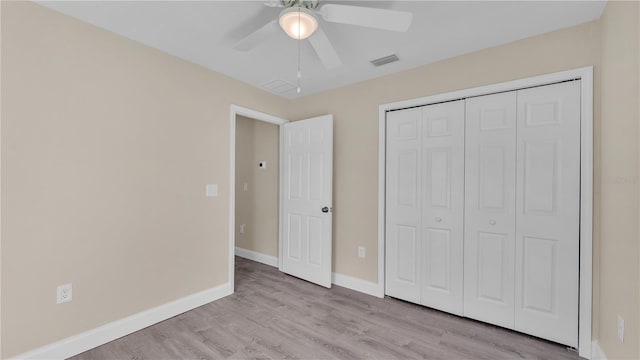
[[70, 257, 582, 360]]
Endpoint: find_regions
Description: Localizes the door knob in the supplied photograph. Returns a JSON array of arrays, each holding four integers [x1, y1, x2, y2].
[[322, 206, 330, 213], [435, 217, 442, 223], [489, 219, 496, 225]]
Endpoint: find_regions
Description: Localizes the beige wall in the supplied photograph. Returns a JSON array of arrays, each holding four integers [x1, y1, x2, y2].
[[287, 20, 602, 284], [599, 1, 640, 359], [0, 2, 288, 357], [235, 116, 279, 257], [2, 0, 639, 358]]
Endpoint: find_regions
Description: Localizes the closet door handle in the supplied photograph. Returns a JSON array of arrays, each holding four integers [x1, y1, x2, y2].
[[435, 217, 442, 223], [489, 219, 496, 225]]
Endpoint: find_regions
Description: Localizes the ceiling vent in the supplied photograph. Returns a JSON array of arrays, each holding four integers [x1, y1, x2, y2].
[[261, 79, 297, 94], [370, 54, 399, 67]]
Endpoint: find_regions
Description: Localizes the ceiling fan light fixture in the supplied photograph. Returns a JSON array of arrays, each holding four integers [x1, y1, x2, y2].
[[279, 7, 318, 40]]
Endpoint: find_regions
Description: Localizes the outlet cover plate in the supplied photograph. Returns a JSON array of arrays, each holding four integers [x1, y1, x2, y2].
[[57, 283, 73, 304]]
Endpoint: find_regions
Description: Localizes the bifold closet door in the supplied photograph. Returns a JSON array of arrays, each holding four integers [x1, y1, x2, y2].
[[464, 92, 517, 327], [385, 107, 422, 303], [386, 101, 465, 313], [386, 80, 580, 347], [514, 81, 580, 347], [419, 100, 465, 315]]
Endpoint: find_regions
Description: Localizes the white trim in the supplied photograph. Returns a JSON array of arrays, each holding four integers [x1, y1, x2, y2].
[[332, 273, 382, 298], [230, 104, 289, 126], [578, 70, 594, 360], [379, 67, 588, 111], [229, 110, 236, 293], [229, 105, 288, 292], [11, 283, 232, 360], [591, 341, 607, 360], [377, 106, 387, 298], [378, 66, 593, 359], [278, 123, 285, 271], [235, 247, 278, 267], [236, 248, 382, 298]]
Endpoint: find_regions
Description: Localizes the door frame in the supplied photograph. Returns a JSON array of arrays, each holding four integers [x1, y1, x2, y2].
[[229, 105, 288, 292], [377, 66, 593, 359]]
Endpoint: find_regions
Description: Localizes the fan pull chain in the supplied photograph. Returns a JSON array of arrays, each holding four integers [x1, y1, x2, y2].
[[296, 7, 301, 94]]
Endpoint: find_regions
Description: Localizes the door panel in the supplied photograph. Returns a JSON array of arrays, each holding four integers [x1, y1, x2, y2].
[[420, 100, 465, 316], [385, 108, 422, 303], [425, 228, 451, 290], [515, 81, 580, 347], [464, 92, 517, 327], [282, 115, 333, 288]]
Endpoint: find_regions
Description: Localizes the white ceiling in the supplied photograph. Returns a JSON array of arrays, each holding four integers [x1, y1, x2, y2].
[[38, 1, 606, 99]]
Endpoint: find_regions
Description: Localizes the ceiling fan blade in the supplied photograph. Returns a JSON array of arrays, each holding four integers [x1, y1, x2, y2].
[[308, 27, 342, 69], [318, 4, 413, 32], [233, 19, 279, 51]]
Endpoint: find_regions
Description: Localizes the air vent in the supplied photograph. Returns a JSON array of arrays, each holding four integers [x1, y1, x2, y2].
[[261, 79, 296, 94], [370, 54, 399, 67]]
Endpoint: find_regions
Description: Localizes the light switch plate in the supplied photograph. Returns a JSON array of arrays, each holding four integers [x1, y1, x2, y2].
[[617, 315, 624, 343], [206, 184, 218, 197], [358, 246, 365, 258]]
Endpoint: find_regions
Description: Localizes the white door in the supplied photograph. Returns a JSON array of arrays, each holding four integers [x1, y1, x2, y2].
[[464, 92, 517, 327], [420, 100, 465, 316], [282, 115, 333, 288], [385, 107, 423, 303], [514, 81, 580, 347]]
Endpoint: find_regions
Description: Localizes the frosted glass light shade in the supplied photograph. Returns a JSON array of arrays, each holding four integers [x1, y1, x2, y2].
[[279, 7, 318, 40]]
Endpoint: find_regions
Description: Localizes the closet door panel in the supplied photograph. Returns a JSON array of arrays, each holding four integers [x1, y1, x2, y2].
[[385, 108, 422, 303], [464, 92, 517, 327], [515, 81, 580, 347], [420, 100, 465, 316]]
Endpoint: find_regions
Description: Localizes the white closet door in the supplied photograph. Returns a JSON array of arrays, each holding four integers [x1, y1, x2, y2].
[[420, 100, 465, 315], [385, 108, 422, 303], [464, 92, 517, 327], [514, 81, 580, 347]]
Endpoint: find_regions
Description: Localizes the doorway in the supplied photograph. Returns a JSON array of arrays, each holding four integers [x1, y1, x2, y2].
[[229, 105, 288, 291], [229, 105, 335, 290], [234, 115, 280, 264]]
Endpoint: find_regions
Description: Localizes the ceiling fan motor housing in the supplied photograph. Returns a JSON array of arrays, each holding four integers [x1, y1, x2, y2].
[[281, 0, 319, 10]]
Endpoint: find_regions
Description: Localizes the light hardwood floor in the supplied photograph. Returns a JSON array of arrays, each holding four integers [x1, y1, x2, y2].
[[71, 257, 582, 359]]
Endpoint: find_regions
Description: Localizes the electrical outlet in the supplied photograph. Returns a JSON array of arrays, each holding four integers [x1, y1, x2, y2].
[[57, 283, 73, 304], [358, 246, 365, 258], [617, 315, 624, 343], [240, 224, 246, 234]]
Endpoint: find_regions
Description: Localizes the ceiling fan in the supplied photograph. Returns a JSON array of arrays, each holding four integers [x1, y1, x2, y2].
[[233, 0, 413, 69]]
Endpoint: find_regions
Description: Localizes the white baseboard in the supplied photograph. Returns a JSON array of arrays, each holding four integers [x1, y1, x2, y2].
[[234, 248, 383, 298], [235, 247, 278, 267], [591, 341, 607, 360], [11, 282, 233, 360], [332, 272, 382, 298]]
